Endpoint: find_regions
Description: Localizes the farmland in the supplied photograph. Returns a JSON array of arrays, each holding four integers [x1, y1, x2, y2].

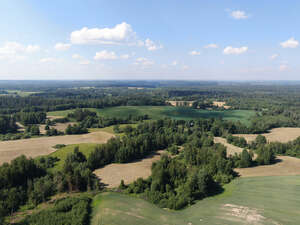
[[48, 106, 255, 125], [0, 131, 114, 165], [91, 175, 300, 225]]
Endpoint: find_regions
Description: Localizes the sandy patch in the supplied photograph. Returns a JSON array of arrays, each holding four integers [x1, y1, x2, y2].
[[0, 131, 114, 165], [94, 151, 165, 188], [166, 101, 194, 107], [214, 137, 244, 156], [234, 127, 300, 143], [235, 156, 300, 177], [213, 101, 231, 109], [39, 122, 76, 134], [222, 204, 266, 225]]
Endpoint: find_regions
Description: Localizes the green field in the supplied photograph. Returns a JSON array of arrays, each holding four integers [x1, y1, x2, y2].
[[48, 143, 99, 171], [48, 106, 255, 125], [91, 176, 300, 225]]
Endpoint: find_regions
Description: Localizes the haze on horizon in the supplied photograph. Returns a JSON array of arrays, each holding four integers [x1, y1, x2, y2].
[[0, 0, 300, 80]]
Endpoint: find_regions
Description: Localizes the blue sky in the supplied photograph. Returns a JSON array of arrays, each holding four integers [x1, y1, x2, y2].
[[0, 0, 300, 80]]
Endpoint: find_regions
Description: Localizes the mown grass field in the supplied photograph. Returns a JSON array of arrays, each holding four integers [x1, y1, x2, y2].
[[91, 176, 300, 225], [49, 143, 99, 171], [48, 106, 255, 125]]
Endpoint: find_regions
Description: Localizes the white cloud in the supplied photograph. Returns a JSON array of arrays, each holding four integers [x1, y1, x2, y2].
[[26, 45, 40, 53], [270, 54, 279, 60], [79, 60, 90, 65], [189, 50, 201, 56], [70, 22, 138, 45], [171, 61, 178, 66], [120, 54, 130, 59], [94, 50, 118, 60], [223, 46, 248, 55], [72, 54, 82, 59], [55, 43, 71, 51], [134, 57, 154, 66], [0, 42, 40, 60], [182, 65, 189, 70], [40, 57, 57, 63], [204, 43, 218, 49], [230, 10, 249, 20], [279, 64, 288, 71], [144, 38, 163, 51], [280, 37, 299, 48]]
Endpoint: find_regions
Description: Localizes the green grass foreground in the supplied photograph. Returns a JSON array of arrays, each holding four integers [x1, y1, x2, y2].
[[91, 176, 300, 225], [48, 106, 255, 125]]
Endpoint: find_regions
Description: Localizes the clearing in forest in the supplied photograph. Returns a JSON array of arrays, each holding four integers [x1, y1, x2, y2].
[[235, 127, 300, 143], [214, 137, 244, 156], [0, 131, 114, 165], [94, 151, 165, 188]]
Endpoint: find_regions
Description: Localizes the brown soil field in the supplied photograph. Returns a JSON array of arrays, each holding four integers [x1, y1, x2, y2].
[[94, 150, 165, 188], [47, 115, 64, 120], [214, 137, 244, 156], [235, 156, 300, 177], [39, 122, 76, 134], [234, 127, 300, 143], [0, 131, 114, 165]]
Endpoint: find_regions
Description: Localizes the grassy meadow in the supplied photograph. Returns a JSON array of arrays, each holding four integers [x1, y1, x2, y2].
[[48, 106, 255, 125], [91, 176, 300, 225]]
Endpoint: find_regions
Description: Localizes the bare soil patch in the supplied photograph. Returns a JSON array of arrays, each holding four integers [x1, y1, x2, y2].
[[213, 101, 231, 109], [94, 151, 165, 188], [39, 122, 76, 134], [235, 127, 300, 143], [214, 137, 244, 156], [0, 131, 114, 165], [47, 115, 64, 120], [166, 100, 194, 107], [235, 156, 300, 177]]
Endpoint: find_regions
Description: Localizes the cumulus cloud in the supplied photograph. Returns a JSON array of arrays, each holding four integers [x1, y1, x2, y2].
[[79, 60, 90, 65], [204, 43, 218, 49], [270, 54, 279, 60], [55, 43, 71, 51], [280, 37, 299, 48], [223, 46, 248, 55], [94, 50, 118, 60], [189, 50, 201, 55], [230, 10, 249, 20], [134, 57, 154, 66], [0, 42, 40, 60], [171, 61, 178, 66], [72, 54, 82, 59], [279, 64, 288, 71], [71, 22, 138, 45], [144, 38, 163, 51], [182, 65, 189, 70], [40, 57, 57, 63], [120, 54, 130, 59]]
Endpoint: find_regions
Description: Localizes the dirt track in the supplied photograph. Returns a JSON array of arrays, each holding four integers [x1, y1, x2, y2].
[[0, 131, 114, 165]]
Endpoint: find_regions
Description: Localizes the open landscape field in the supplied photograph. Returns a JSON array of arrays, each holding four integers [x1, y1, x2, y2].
[[91, 175, 300, 225], [214, 137, 244, 156], [48, 106, 255, 125], [0, 131, 114, 165], [94, 150, 164, 188], [235, 127, 300, 143]]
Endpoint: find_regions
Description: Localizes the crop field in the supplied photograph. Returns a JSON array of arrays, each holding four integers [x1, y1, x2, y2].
[[214, 137, 244, 156], [94, 151, 164, 188], [48, 106, 255, 125], [91, 175, 300, 225], [235, 127, 300, 143], [0, 131, 114, 165]]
